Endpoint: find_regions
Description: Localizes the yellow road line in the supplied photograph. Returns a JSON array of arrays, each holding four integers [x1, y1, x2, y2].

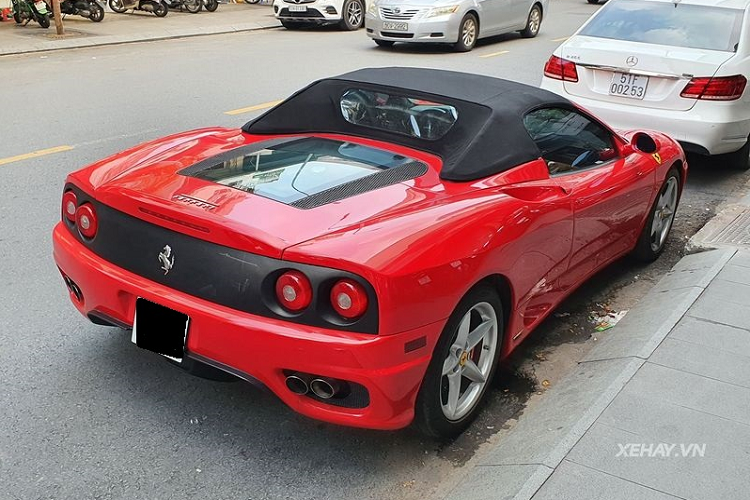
[[0, 145, 74, 167], [551, 36, 569, 42], [478, 50, 510, 59], [224, 100, 284, 116]]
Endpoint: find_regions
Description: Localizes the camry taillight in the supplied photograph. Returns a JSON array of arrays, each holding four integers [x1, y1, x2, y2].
[[75, 203, 98, 239], [275, 271, 313, 312], [62, 190, 77, 222], [544, 55, 579, 82], [680, 75, 747, 101], [330, 279, 368, 320]]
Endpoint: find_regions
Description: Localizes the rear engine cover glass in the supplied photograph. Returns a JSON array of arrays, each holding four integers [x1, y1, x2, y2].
[[181, 137, 419, 205]]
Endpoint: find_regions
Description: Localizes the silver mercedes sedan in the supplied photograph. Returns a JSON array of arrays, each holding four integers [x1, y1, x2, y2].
[[365, 0, 548, 51]]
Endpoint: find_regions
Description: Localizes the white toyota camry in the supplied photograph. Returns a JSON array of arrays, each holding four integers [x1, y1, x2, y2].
[[541, 0, 750, 169]]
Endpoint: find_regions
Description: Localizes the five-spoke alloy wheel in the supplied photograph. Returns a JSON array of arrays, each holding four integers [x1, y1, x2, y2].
[[339, 0, 364, 30], [633, 167, 681, 261], [415, 285, 503, 438]]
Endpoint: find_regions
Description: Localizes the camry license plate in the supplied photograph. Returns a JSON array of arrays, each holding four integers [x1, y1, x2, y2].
[[132, 298, 190, 362], [383, 21, 408, 31], [609, 72, 648, 100], [288, 5, 306, 11]]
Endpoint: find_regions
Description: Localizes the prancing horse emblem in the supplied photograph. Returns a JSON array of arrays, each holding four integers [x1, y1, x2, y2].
[[159, 245, 175, 275]]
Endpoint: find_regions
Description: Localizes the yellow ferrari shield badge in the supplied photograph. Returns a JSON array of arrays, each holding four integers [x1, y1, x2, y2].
[[652, 153, 662, 165]]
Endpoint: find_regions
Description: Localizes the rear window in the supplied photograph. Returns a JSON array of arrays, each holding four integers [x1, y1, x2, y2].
[[182, 137, 420, 205], [579, 0, 744, 52], [340, 89, 458, 141]]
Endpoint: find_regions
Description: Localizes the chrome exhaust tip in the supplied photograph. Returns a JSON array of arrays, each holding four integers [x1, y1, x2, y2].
[[310, 378, 338, 399], [285, 374, 309, 395]]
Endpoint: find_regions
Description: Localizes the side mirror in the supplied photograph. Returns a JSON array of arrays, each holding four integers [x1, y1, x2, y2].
[[632, 132, 658, 154]]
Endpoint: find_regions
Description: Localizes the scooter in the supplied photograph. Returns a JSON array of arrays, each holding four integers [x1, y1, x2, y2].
[[108, 0, 168, 16], [11, 0, 50, 27], [56, 0, 105, 21], [162, 0, 200, 13]]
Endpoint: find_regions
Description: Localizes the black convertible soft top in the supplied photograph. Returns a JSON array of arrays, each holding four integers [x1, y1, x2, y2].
[[243, 67, 575, 182]]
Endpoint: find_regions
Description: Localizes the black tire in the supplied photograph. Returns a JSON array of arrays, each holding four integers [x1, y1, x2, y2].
[[374, 39, 394, 48], [108, 0, 127, 13], [37, 13, 50, 27], [244, 0, 260, 3], [280, 19, 306, 29], [204, 0, 217, 12], [453, 13, 478, 52], [520, 4, 542, 38], [13, 11, 22, 23], [154, 0, 168, 16], [89, 2, 104, 21], [633, 167, 681, 262], [414, 285, 504, 439], [337, 0, 363, 30], [184, 0, 201, 13], [724, 137, 750, 171], [587, 0, 599, 3]]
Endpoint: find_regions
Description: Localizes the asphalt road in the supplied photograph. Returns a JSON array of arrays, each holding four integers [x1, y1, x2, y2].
[[1, 1, 749, 499]]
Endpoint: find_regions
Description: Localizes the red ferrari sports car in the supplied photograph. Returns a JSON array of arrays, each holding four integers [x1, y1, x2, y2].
[[53, 68, 686, 437]]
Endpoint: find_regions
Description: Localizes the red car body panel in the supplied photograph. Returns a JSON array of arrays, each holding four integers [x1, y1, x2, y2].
[[54, 121, 686, 429]]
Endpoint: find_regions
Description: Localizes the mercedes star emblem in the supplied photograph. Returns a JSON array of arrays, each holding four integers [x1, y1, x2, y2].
[[626, 56, 638, 67]]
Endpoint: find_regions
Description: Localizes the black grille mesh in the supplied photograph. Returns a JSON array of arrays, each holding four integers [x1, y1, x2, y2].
[[290, 161, 428, 209]]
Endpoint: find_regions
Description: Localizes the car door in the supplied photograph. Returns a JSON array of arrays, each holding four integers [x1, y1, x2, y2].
[[507, 0, 530, 30], [478, 0, 512, 34], [522, 107, 655, 290]]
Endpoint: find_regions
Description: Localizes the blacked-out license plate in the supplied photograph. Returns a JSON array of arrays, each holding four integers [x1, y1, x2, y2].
[[132, 298, 190, 362]]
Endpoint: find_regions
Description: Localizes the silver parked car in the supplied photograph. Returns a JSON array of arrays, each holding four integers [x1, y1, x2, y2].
[[365, 0, 548, 51]]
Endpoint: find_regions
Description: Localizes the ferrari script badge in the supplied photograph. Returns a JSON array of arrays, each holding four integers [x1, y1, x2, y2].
[[159, 245, 175, 275], [652, 153, 663, 165]]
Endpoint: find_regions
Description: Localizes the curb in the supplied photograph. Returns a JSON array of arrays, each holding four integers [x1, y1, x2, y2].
[[688, 176, 750, 253], [0, 23, 280, 56], [444, 247, 737, 500]]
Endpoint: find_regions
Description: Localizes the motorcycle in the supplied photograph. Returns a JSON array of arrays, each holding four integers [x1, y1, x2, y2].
[[202, 0, 217, 11], [108, 0, 168, 16], [162, 0, 200, 13], [55, 0, 105, 21], [11, 0, 50, 27]]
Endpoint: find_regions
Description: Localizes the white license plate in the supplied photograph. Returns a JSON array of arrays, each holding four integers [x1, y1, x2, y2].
[[288, 5, 307, 11], [132, 298, 190, 363], [609, 72, 648, 100], [382, 21, 408, 31], [35, 1, 48, 11]]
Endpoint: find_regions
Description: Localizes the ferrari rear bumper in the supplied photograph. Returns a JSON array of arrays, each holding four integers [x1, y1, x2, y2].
[[53, 222, 437, 430]]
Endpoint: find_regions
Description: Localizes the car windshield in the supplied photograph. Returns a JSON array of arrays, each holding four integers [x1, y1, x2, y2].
[[340, 89, 458, 141], [182, 137, 418, 205], [579, 0, 744, 52]]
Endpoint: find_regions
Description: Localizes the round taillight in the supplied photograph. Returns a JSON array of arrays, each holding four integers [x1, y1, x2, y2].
[[275, 271, 313, 312], [62, 190, 77, 222], [75, 203, 98, 239], [330, 279, 368, 320]]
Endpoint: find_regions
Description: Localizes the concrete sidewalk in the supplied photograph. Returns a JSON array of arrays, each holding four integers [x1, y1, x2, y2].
[[0, 2, 279, 56], [447, 197, 750, 499]]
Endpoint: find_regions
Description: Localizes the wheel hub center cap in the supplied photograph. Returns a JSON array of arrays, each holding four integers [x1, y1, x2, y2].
[[459, 351, 469, 367]]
